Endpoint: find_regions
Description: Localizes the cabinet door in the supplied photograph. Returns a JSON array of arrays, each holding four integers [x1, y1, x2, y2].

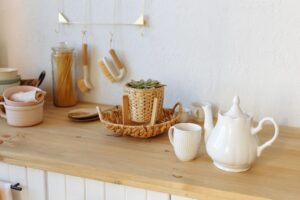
[[125, 186, 146, 200], [66, 175, 85, 200], [47, 172, 66, 200], [171, 195, 195, 200], [147, 190, 170, 200], [85, 178, 105, 200], [8, 165, 28, 200], [27, 168, 46, 200], [0, 162, 9, 180], [105, 182, 125, 200]]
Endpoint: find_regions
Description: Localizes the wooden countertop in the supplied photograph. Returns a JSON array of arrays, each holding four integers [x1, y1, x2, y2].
[[0, 102, 299, 200]]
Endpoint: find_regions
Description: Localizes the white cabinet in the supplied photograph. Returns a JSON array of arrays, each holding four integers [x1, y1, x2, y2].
[[85, 179, 105, 200], [47, 172, 66, 200], [27, 168, 46, 200], [0, 162, 194, 200]]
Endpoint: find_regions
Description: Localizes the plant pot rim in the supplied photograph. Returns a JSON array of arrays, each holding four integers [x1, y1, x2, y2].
[[125, 84, 165, 91]]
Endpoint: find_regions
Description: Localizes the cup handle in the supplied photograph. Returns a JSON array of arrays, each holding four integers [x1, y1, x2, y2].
[[251, 117, 279, 157], [168, 126, 175, 146], [0, 102, 6, 119]]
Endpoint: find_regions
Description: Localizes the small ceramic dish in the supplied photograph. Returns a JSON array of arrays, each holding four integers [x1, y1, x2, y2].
[[0, 75, 20, 85], [68, 108, 99, 122], [0, 75, 21, 95], [0, 68, 18, 81], [0, 101, 44, 127], [68, 108, 98, 119], [3, 85, 46, 107]]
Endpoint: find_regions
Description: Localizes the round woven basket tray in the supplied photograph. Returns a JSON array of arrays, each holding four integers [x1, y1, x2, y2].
[[98, 102, 182, 138]]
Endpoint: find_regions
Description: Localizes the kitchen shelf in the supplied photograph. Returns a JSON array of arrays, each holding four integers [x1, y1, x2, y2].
[[0, 102, 299, 200]]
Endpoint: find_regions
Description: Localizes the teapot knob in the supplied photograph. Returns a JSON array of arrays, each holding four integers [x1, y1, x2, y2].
[[233, 96, 240, 105]]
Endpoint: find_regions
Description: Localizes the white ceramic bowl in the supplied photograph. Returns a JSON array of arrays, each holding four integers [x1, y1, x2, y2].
[[0, 68, 18, 81], [0, 101, 44, 127], [3, 85, 45, 106]]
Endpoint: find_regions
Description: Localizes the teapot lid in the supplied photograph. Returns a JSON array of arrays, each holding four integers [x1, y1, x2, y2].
[[224, 96, 248, 118]]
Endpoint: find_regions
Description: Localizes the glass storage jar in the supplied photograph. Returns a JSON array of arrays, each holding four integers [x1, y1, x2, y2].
[[51, 42, 77, 107]]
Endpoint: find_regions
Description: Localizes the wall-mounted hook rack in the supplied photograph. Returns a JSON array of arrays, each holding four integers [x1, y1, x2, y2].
[[58, 0, 146, 27], [58, 12, 146, 26]]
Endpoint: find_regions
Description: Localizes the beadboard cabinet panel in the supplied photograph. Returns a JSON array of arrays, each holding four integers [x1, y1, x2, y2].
[[171, 195, 195, 200], [0, 162, 9, 180], [27, 168, 46, 200], [85, 178, 105, 200], [147, 190, 171, 200], [8, 165, 28, 200], [47, 172, 66, 200], [105, 182, 125, 200], [0, 162, 190, 200], [125, 186, 147, 200], [66, 175, 85, 200]]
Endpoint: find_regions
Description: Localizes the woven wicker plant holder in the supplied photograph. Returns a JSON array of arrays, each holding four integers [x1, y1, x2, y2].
[[97, 102, 182, 138], [125, 85, 164, 123]]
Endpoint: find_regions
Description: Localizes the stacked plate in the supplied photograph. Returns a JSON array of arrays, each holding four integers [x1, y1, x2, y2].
[[0, 68, 20, 95], [68, 108, 99, 122]]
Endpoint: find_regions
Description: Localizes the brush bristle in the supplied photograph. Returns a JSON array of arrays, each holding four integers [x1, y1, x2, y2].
[[98, 60, 115, 82], [77, 79, 90, 93]]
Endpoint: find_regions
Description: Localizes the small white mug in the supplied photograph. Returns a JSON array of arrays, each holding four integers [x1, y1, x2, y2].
[[168, 123, 202, 161]]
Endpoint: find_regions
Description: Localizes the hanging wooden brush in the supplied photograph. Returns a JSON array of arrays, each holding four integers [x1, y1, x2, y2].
[[98, 49, 126, 82], [98, 1, 126, 83], [77, 42, 92, 92]]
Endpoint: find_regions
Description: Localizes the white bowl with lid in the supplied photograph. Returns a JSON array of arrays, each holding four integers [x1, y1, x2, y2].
[[0, 68, 18, 81], [0, 101, 44, 127]]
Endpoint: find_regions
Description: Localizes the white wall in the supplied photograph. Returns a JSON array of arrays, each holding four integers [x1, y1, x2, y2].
[[0, 0, 8, 66], [0, 0, 299, 127]]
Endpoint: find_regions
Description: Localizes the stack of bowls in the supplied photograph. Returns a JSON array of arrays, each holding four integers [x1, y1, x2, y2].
[[0, 86, 46, 127], [0, 68, 20, 95]]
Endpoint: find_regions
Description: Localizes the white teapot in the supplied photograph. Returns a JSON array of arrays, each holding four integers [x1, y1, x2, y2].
[[202, 96, 279, 172]]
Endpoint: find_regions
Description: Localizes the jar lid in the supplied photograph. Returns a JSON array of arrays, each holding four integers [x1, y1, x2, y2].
[[52, 42, 74, 53]]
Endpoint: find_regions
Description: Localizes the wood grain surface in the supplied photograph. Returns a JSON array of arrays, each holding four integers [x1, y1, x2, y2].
[[0, 102, 299, 200]]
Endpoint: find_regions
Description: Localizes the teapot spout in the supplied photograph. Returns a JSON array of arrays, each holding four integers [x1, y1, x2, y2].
[[202, 103, 214, 143]]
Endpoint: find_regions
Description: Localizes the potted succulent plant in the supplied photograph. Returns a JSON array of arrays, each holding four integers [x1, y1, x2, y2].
[[125, 79, 165, 123]]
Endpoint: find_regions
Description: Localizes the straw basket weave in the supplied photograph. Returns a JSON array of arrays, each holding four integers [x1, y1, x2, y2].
[[98, 102, 182, 138], [125, 85, 164, 123]]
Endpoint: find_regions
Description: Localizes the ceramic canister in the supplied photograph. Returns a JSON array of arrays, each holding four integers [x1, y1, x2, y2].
[[0, 101, 44, 127]]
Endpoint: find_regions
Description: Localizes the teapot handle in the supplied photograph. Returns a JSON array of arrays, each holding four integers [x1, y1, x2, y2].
[[251, 117, 279, 157]]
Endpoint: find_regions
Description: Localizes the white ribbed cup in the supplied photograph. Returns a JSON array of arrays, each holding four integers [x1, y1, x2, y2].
[[168, 123, 202, 161]]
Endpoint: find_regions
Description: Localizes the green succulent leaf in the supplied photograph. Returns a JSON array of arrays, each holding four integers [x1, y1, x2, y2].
[[127, 79, 165, 89]]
